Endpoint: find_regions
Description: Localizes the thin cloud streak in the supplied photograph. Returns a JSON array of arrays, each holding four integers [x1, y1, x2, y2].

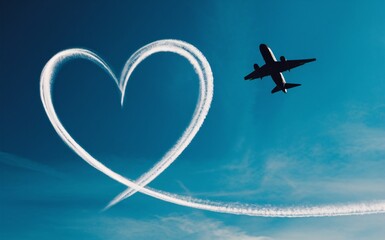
[[0, 151, 64, 178], [89, 214, 272, 240]]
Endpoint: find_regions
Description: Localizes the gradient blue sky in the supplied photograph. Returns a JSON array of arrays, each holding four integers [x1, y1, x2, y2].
[[1, 0, 385, 239]]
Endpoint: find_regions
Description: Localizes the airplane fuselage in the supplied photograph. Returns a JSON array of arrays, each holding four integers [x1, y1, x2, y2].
[[259, 44, 286, 91]]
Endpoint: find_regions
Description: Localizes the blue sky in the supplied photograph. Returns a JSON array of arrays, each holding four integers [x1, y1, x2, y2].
[[1, 0, 385, 239]]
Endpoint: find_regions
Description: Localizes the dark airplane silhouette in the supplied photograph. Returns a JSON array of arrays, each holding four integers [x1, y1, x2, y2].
[[244, 44, 316, 94]]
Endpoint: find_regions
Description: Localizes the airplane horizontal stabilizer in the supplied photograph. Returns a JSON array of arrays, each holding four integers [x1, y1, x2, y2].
[[271, 86, 281, 94], [271, 83, 301, 94], [285, 83, 301, 89]]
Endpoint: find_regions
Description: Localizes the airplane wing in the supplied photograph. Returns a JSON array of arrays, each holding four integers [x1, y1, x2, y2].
[[244, 71, 257, 80], [277, 58, 316, 72], [244, 70, 271, 80], [244, 64, 271, 80]]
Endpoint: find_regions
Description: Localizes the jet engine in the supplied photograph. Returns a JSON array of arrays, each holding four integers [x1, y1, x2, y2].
[[253, 64, 259, 70], [280, 56, 286, 62]]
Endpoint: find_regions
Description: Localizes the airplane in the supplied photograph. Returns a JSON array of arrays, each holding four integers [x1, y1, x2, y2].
[[244, 44, 316, 94]]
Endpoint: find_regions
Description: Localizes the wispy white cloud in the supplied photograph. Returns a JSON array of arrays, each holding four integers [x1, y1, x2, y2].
[[324, 103, 385, 156], [195, 150, 261, 189], [219, 150, 261, 188], [176, 178, 261, 198], [176, 180, 193, 196], [0, 151, 64, 178], [184, 114, 385, 202], [259, 151, 385, 202], [91, 214, 272, 240], [332, 122, 385, 156], [256, 104, 385, 202], [270, 214, 385, 240]]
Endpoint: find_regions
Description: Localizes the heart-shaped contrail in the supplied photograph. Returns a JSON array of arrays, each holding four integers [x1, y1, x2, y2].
[[41, 39, 385, 217], [104, 40, 213, 210]]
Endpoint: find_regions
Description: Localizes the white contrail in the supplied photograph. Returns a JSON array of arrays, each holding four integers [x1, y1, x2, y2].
[[40, 39, 385, 217], [103, 40, 213, 210]]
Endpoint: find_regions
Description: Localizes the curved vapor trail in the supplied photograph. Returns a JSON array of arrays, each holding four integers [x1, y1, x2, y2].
[[103, 40, 213, 210], [40, 40, 385, 217]]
